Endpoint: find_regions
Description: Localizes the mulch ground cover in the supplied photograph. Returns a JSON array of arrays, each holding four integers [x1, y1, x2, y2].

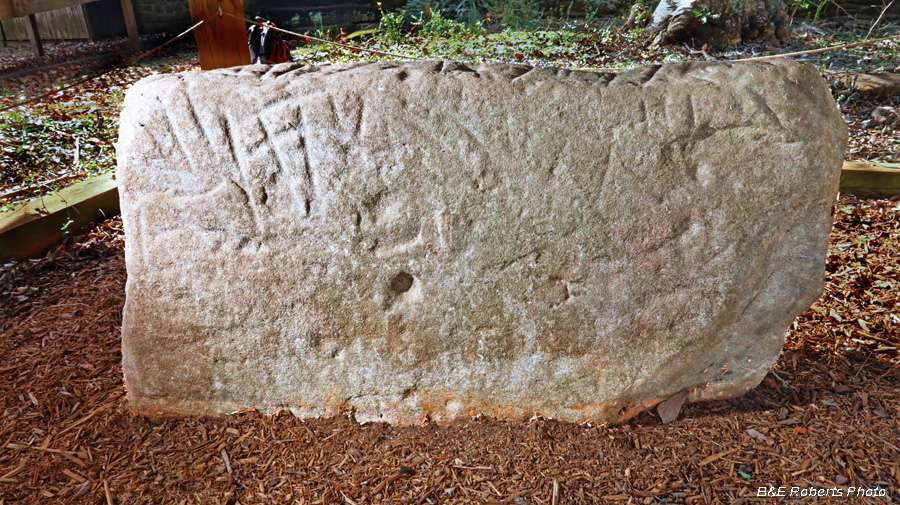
[[831, 77, 900, 163], [0, 195, 897, 505]]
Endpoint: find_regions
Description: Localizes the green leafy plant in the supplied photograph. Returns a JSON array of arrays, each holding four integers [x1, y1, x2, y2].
[[691, 6, 720, 23], [414, 9, 468, 36], [402, 0, 482, 24], [0, 104, 118, 206], [787, 0, 830, 23], [483, 0, 542, 27], [558, 1, 576, 21], [583, 0, 623, 15], [309, 11, 325, 33], [378, 3, 407, 43]]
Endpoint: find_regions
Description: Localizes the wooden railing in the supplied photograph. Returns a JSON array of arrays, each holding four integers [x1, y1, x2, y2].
[[0, 5, 89, 41], [0, 0, 138, 55]]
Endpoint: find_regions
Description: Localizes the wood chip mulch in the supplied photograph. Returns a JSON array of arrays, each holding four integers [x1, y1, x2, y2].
[[0, 196, 898, 505]]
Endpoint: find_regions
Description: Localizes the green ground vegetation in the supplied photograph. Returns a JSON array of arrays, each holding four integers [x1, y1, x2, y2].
[[0, 57, 195, 209], [0, 8, 897, 210]]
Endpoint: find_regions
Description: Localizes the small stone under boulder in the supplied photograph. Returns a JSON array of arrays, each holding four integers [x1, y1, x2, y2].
[[117, 59, 846, 424]]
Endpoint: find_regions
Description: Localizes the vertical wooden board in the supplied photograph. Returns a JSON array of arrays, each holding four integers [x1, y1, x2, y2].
[[48, 9, 59, 39], [22, 6, 89, 41], [54, 6, 83, 39], [24, 13, 43, 55], [119, 0, 139, 51], [71, 4, 91, 39], [188, 0, 251, 70], [40, 9, 59, 40], [1, 18, 24, 40], [37, 9, 50, 39]]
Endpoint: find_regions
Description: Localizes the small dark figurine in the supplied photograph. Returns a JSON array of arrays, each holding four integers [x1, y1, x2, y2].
[[248, 16, 291, 65]]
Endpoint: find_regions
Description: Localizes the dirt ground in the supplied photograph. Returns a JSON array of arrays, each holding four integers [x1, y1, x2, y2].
[[0, 35, 174, 75], [0, 195, 898, 505]]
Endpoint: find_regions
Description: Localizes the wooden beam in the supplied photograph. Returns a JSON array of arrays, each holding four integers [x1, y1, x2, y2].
[[0, 1, 15, 20], [119, 0, 140, 51], [188, 0, 251, 70], [24, 13, 43, 56], [840, 160, 900, 197]]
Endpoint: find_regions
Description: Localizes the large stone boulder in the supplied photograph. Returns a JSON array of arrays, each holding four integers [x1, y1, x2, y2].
[[117, 60, 846, 424], [650, 0, 791, 47]]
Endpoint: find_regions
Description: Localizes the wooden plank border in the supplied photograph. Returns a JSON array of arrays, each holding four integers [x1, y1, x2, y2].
[[0, 0, 102, 20], [0, 172, 118, 261], [840, 160, 900, 198]]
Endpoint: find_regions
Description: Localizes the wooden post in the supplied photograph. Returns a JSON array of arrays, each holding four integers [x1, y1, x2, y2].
[[119, 0, 140, 51], [24, 14, 44, 56], [81, 4, 95, 41], [188, 0, 251, 70]]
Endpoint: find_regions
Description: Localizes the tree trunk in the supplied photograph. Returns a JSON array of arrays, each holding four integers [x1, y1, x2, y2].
[[650, 0, 791, 47]]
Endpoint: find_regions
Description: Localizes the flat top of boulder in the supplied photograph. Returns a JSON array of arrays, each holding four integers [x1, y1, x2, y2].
[[134, 59, 825, 92]]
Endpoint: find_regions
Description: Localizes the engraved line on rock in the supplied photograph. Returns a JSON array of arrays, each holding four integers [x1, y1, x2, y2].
[[182, 86, 230, 177], [353, 96, 365, 138], [497, 248, 541, 272], [747, 89, 785, 131], [221, 112, 265, 234], [296, 107, 318, 213], [510, 66, 537, 82], [685, 94, 696, 132], [259, 116, 313, 218], [165, 86, 203, 176], [254, 117, 282, 176], [641, 64, 664, 87]]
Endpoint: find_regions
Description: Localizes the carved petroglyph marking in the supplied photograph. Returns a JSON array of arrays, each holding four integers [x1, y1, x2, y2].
[[119, 60, 845, 423], [294, 108, 317, 212], [259, 102, 316, 217], [433, 210, 453, 255], [497, 249, 541, 272], [747, 90, 785, 130], [164, 88, 202, 177], [374, 231, 423, 258], [219, 114, 266, 234], [371, 209, 455, 258]]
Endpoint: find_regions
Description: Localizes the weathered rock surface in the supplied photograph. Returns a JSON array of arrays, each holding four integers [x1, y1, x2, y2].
[[650, 0, 790, 47], [118, 60, 846, 424]]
